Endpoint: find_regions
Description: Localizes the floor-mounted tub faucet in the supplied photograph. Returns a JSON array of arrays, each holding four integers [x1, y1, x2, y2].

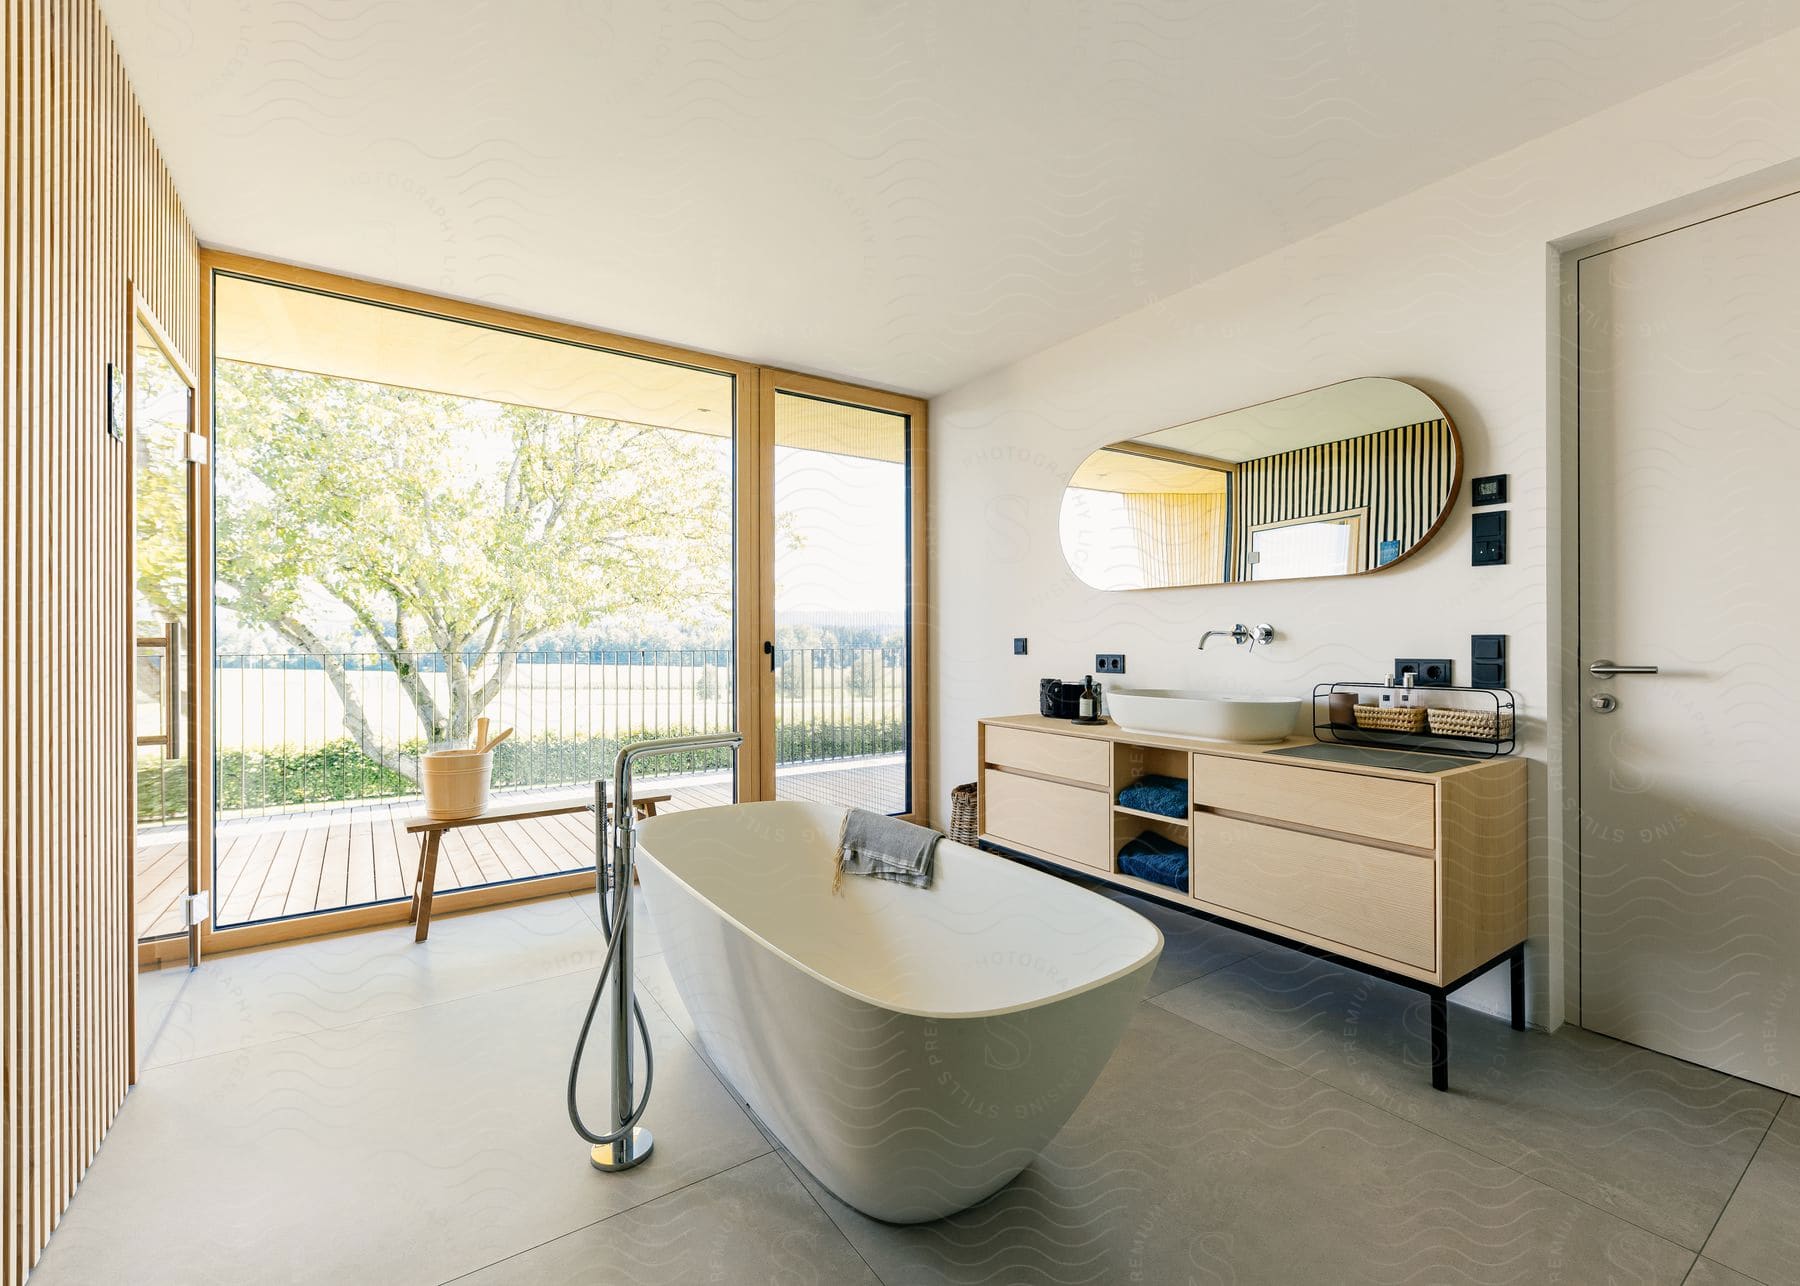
[[1198, 623, 1276, 651], [568, 731, 743, 1175]]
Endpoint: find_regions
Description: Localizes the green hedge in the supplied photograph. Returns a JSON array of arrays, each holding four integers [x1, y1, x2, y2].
[[138, 743, 415, 820], [137, 718, 907, 823]]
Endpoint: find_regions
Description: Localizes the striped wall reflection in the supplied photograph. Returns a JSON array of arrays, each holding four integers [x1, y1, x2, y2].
[[1231, 420, 1456, 579], [3, 3, 200, 1281]]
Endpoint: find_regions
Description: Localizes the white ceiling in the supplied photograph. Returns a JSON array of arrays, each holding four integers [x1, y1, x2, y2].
[[103, 1, 1800, 396]]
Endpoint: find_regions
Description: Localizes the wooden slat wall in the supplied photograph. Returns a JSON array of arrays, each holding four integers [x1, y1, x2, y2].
[[3, 2, 198, 1281], [1232, 419, 1457, 578]]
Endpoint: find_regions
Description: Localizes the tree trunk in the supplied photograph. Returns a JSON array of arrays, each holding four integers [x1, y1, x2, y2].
[[247, 612, 521, 792], [269, 617, 426, 785], [226, 585, 525, 792], [323, 652, 422, 785]]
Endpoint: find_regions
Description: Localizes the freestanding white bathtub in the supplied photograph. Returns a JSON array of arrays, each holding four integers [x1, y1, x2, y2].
[[634, 801, 1162, 1223]]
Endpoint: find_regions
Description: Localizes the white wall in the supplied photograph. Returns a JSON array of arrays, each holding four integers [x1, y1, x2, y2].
[[928, 30, 1800, 1029]]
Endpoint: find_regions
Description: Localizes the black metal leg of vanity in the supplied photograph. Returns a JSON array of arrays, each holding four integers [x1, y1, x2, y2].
[[1429, 991, 1449, 1091], [1510, 943, 1527, 1032], [1430, 944, 1525, 1090]]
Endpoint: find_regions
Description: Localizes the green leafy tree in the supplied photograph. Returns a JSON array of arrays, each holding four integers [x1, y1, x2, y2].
[[132, 348, 193, 630], [207, 362, 730, 781]]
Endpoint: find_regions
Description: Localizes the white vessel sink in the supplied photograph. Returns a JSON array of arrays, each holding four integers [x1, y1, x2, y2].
[[1105, 688, 1300, 743]]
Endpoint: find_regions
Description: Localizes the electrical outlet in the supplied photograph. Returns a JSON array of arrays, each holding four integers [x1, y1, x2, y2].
[[1012, 637, 1028, 655], [1393, 657, 1454, 687], [1095, 653, 1126, 675]]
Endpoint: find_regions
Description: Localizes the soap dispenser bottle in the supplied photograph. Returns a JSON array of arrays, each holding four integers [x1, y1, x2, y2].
[[1078, 674, 1098, 721], [1397, 673, 1422, 707]]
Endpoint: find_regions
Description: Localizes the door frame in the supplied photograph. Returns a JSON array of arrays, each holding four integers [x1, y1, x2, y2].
[[127, 286, 203, 1059], [755, 372, 930, 822], [1550, 161, 1800, 1029], [126, 282, 203, 1080], [144, 252, 930, 963]]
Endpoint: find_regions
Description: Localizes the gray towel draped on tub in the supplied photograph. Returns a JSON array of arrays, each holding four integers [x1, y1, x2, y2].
[[833, 808, 942, 892]]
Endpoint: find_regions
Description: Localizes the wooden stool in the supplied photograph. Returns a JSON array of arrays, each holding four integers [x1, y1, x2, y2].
[[406, 792, 670, 942]]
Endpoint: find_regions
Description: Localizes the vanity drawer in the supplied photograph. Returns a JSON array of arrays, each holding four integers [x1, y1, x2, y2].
[[981, 769, 1110, 869], [1189, 812, 1436, 970], [1190, 754, 1435, 850], [984, 725, 1110, 787]]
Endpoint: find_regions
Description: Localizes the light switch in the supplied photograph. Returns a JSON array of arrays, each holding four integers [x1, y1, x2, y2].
[[1472, 634, 1507, 688], [1472, 512, 1507, 566]]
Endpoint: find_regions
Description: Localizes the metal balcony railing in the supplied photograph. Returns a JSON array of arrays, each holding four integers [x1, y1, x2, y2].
[[136, 646, 907, 822]]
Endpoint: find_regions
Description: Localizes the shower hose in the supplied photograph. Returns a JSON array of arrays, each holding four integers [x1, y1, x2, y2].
[[565, 804, 654, 1148]]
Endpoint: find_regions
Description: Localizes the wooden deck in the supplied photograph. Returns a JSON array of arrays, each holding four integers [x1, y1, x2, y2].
[[136, 756, 906, 939]]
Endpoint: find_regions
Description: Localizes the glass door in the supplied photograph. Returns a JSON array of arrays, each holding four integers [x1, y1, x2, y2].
[[187, 258, 928, 950], [132, 312, 202, 964], [762, 378, 924, 818], [205, 267, 741, 935]]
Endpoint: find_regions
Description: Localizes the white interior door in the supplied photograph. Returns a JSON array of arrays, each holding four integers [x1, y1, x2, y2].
[[1578, 191, 1800, 1092]]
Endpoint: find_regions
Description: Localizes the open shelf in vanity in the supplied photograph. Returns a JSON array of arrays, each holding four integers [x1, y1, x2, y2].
[[975, 714, 1529, 1091], [1108, 741, 1190, 888]]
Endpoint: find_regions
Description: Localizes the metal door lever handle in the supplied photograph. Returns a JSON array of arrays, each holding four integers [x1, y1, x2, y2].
[[1589, 659, 1658, 677]]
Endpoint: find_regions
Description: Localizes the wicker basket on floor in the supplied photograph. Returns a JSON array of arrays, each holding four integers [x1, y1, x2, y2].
[[1426, 706, 1515, 740], [1352, 704, 1427, 734], [949, 782, 979, 845]]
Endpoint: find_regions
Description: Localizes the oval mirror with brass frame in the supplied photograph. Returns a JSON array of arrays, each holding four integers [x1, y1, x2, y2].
[[1059, 377, 1461, 590]]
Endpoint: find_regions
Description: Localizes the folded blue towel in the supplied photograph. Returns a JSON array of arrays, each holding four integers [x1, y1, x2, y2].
[[1117, 829, 1188, 891], [1116, 774, 1188, 820]]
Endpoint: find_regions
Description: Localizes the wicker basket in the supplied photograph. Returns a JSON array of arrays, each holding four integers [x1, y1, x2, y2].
[[1426, 707, 1515, 740], [949, 782, 979, 845], [1352, 704, 1427, 734]]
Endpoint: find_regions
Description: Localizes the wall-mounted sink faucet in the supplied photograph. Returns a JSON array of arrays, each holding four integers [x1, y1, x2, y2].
[[1198, 623, 1276, 652]]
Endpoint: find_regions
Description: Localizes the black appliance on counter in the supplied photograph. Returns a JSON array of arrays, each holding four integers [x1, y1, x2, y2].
[[1039, 678, 1088, 719]]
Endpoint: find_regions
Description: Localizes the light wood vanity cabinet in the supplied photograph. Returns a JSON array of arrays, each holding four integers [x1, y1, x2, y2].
[[979, 769, 1111, 869], [978, 715, 1529, 1089], [983, 723, 1111, 787], [1187, 812, 1438, 971], [1190, 753, 1437, 851]]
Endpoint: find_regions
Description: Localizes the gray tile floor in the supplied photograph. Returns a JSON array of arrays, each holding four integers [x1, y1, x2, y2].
[[33, 886, 1797, 1285]]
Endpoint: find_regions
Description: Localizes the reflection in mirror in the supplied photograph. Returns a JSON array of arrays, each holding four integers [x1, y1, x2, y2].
[[1249, 512, 1362, 580], [1059, 378, 1459, 590]]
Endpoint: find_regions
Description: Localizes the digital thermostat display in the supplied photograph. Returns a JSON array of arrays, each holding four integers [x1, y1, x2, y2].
[[1471, 474, 1508, 506]]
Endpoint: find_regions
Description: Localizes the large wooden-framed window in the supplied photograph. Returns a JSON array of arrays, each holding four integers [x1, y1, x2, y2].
[[756, 372, 928, 822], [137, 252, 927, 962]]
